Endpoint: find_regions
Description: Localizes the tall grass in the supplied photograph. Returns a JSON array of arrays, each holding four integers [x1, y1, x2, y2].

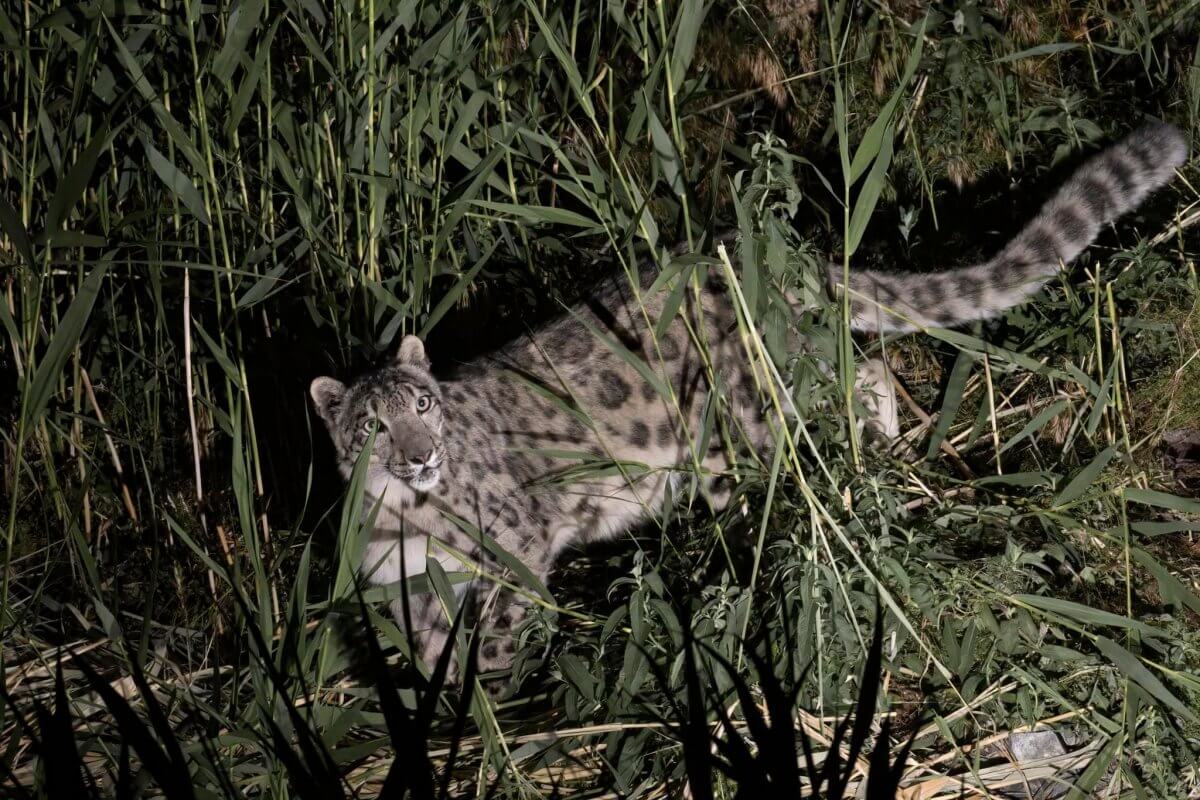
[[3, 0, 1200, 796]]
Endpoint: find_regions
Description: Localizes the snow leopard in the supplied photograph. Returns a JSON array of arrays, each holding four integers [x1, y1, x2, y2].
[[310, 121, 1187, 690]]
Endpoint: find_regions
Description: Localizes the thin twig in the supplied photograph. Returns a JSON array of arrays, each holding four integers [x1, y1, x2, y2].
[[80, 368, 138, 524], [891, 374, 975, 478]]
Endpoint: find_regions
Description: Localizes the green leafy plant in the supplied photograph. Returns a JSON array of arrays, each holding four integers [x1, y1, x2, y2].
[[3, 0, 1200, 796]]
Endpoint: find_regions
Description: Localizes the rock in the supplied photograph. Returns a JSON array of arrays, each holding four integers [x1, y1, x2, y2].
[[1163, 429, 1200, 496]]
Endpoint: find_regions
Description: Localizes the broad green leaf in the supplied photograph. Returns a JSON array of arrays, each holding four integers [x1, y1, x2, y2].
[[212, 0, 265, 84], [104, 16, 206, 174], [1015, 595, 1161, 638], [226, 16, 281, 136], [1131, 548, 1200, 615], [973, 471, 1056, 488], [234, 263, 291, 309], [1063, 734, 1121, 800], [190, 320, 243, 390], [997, 399, 1069, 455], [996, 42, 1081, 63], [418, 240, 498, 338], [523, 0, 595, 119], [648, 108, 684, 197], [142, 135, 211, 226], [1132, 520, 1200, 537], [845, 125, 894, 256], [471, 199, 597, 230], [1084, 360, 1116, 437], [46, 123, 112, 233], [22, 259, 109, 436], [847, 14, 929, 182], [927, 327, 1100, 393], [0, 196, 30, 349], [572, 310, 672, 402], [925, 350, 974, 461], [669, 0, 708, 95], [1094, 636, 1197, 722], [0, 192, 35, 267], [1126, 487, 1200, 515], [332, 432, 382, 602], [1053, 446, 1116, 506], [435, 510, 555, 605]]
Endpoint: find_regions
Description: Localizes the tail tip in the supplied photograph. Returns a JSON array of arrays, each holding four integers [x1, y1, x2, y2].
[[1136, 120, 1189, 171]]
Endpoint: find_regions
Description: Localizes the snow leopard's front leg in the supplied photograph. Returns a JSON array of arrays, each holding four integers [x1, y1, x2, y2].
[[469, 524, 555, 696], [474, 584, 532, 676], [389, 591, 458, 682]]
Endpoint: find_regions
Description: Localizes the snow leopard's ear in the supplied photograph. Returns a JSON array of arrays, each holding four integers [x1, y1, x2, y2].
[[395, 335, 430, 370], [309, 377, 346, 428]]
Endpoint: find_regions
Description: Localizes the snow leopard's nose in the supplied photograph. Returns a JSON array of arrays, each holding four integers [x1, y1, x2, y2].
[[406, 448, 434, 466], [395, 426, 435, 466]]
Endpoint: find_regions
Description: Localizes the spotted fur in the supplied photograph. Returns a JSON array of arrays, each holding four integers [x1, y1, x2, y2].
[[833, 122, 1187, 332], [310, 121, 1186, 691]]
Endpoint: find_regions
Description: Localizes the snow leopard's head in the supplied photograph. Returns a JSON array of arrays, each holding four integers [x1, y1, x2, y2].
[[310, 336, 446, 493]]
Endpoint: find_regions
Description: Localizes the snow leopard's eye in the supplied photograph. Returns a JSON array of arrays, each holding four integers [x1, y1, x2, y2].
[[361, 418, 376, 434], [415, 395, 433, 413]]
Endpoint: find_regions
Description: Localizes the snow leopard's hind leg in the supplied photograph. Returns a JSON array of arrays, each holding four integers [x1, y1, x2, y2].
[[856, 357, 899, 441]]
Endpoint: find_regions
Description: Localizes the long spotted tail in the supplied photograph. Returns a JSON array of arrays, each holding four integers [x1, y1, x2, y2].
[[832, 121, 1188, 333]]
